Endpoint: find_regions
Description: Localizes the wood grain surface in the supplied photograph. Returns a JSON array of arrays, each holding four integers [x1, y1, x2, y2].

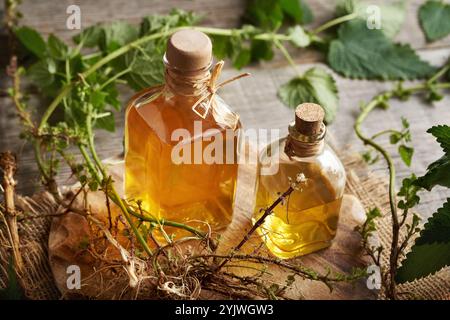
[[1, 0, 450, 221]]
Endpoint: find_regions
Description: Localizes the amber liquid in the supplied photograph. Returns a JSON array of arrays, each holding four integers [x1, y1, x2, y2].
[[125, 88, 240, 240], [253, 161, 342, 259]]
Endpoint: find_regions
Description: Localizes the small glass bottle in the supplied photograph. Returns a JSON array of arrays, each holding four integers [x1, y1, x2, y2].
[[252, 103, 346, 259], [124, 30, 241, 239]]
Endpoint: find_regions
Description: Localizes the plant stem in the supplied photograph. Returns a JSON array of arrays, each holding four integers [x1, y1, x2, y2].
[[274, 39, 299, 75], [216, 184, 297, 271], [38, 84, 72, 131], [79, 142, 153, 257], [192, 26, 291, 41], [355, 98, 399, 299], [312, 12, 357, 34], [427, 64, 450, 84], [0, 152, 24, 273], [127, 210, 207, 239], [99, 67, 131, 90], [353, 62, 450, 299], [371, 129, 399, 140]]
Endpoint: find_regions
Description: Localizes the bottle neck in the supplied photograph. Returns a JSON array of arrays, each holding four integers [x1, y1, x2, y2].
[[164, 57, 211, 97], [284, 122, 326, 158]]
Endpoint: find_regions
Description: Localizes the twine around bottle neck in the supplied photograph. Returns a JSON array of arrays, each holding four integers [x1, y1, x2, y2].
[[284, 122, 326, 158], [164, 58, 250, 119]]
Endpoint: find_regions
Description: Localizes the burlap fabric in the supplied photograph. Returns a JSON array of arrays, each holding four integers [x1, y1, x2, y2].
[[1, 152, 449, 300]]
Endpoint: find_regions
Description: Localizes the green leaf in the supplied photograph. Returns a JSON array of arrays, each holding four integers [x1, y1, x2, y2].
[[250, 40, 274, 61], [95, 113, 115, 132], [211, 26, 259, 69], [15, 26, 47, 58], [27, 59, 59, 96], [73, 25, 103, 48], [396, 199, 450, 283], [140, 9, 200, 35], [101, 21, 139, 52], [397, 174, 420, 210], [328, 20, 436, 80], [337, 0, 406, 38], [245, 0, 313, 29], [280, 0, 314, 25], [389, 131, 402, 144], [277, 67, 339, 123], [401, 116, 410, 129], [47, 34, 69, 60], [245, 0, 284, 30], [415, 125, 450, 190], [288, 25, 311, 48], [89, 90, 108, 110], [419, 0, 450, 42], [417, 155, 450, 191], [122, 42, 165, 90], [416, 200, 450, 245], [428, 124, 450, 153], [0, 256, 23, 300], [232, 48, 252, 70], [398, 144, 413, 167]]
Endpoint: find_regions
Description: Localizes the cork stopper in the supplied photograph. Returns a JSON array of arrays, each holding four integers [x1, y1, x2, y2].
[[294, 103, 325, 136], [166, 29, 212, 71]]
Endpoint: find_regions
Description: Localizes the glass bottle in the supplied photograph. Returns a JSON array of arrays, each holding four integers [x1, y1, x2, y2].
[[252, 103, 346, 259], [124, 30, 241, 240]]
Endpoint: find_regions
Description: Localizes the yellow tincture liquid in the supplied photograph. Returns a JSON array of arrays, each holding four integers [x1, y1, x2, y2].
[[124, 30, 241, 240], [252, 103, 346, 259]]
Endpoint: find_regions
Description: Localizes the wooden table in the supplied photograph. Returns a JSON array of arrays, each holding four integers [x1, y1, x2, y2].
[[1, 0, 450, 220]]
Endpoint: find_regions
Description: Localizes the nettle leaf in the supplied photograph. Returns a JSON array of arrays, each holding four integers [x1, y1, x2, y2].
[[119, 41, 165, 90], [15, 26, 47, 59], [398, 144, 414, 167], [73, 25, 103, 48], [101, 21, 139, 52], [280, 0, 314, 25], [245, 0, 313, 31], [48, 34, 69, 60], [250, 40, 274, 62], [288, 25, 311, 48], [277, 67, 338, 123], [416, 125, 450, 190], [337, 0, 406, 38], [94, 113, 115, 132], [419, 0, 450, 42], [396, 199, 450, 283], [211, 26, 264, 69], [140, 9, 200, 35], [398, 174, 421, 210], [427, 124, 450, 153], [245, 0, 284, 30], [27, 59, 59, 96], [328, 20, 436, 80]]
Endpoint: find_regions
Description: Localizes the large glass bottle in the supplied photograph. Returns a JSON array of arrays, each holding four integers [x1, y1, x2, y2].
[[253, 103, 346, 259], [124, 30, 241, 239]]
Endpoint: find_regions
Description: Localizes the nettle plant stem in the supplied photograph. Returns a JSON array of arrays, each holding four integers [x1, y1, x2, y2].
[[354, 63, 450, 299]]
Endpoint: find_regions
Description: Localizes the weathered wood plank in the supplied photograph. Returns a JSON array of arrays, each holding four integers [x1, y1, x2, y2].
[[8, 0, 450, 50]]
